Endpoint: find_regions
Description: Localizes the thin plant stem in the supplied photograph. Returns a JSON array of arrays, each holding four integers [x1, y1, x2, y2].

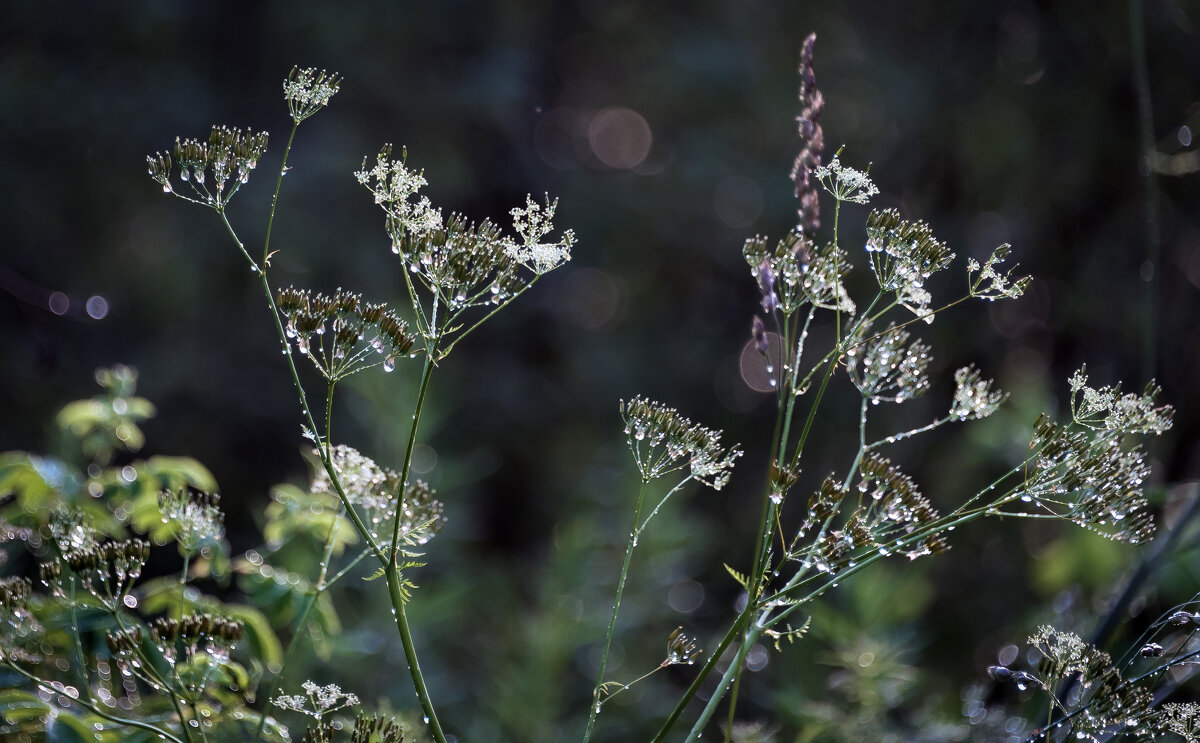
[[263, 122, 300, 267], [251, 504, 346, 743], [583, 480, 649, 743], [389, 353, 436, 560], [386, 569, 448, 743], [4, 660, 186, 743]]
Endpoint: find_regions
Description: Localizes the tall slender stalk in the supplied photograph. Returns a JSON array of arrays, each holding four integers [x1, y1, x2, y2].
[[583, 481, 649, 743]]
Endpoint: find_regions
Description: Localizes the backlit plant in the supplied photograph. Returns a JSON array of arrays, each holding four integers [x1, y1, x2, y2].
[[0, 37, 1186, 743]]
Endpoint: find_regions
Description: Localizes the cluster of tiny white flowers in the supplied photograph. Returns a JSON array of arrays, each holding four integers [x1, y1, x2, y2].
[[949, 366, 1006, 420], [967, 244, 1030, 301], [1068, 366, 1173, 435], [283, 67, 342, 122], [847, 324, 932, 404], [355, 146, 444, 240], [273, 681, 359, 720], [158, 489, 224, 555], [504, 194, 577, 274], [813, 153, 879, 204], [801, 243, 856, 315], [620, 397, 743, 490]]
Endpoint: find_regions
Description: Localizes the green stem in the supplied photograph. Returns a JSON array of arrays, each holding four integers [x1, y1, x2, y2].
[[252, 505, 345, 743], [583, 481, 650, 743], [4, 660, 186, 743], [263, 122, 300, 267], [386, 569, 448, 743], [650, 618, 745, 743], [379, 350, 448, 743], [389, 354, 436, 559]]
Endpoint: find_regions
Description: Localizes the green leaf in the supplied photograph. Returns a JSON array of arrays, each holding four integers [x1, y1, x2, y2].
[[724, 563, 750, 590]]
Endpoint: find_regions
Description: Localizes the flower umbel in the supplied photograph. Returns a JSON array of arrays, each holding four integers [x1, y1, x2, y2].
[[284, 66, 342, 123], [813, 152, 878, 204], [158, 487, 225, 555], [620, 397, 742, 489], [505, 194, 577, 274], [949, 365, 1006, 420], [864, 208, 954, 323], [277, 287, 417, 378], [274, 681, 360, 720], [147, 125, 269, 210]]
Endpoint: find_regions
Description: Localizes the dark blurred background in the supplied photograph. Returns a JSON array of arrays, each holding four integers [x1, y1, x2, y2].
[[2, 1, 1199, 740]]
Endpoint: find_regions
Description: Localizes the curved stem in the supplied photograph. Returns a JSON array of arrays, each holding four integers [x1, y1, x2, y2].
[[583, 481, 650, 743], [4, 660, 186, 743]]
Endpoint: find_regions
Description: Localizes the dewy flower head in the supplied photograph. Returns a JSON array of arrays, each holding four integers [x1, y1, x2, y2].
[[619, 397, 742, 489], [504, 194, 576, 275], [158, 486, 225, 555], [864, 208, 954, 323], [277, 286, 416, 378], [274, 681, 360, 720], [147, 125, 269, 210], [846, 323, 932, 404], [813, 151, 878, 204], [949, 365, 1006, 420], [311, 445, 445, 545], [1068, 365, 1173, 436], [355, 144, 443, 239], [284, 66, 342, 123]]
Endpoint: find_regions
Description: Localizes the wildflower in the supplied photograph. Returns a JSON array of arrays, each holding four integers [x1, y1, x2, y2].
[[664, 627, 701, 666], [1155, 703, 1200, 740], [1068, 365, 1173, 435], [949, 365, 1006, 420], [813, 152, 878, 204], [619, 397, 742, 489], [743, 228, 814, 314], [58, 538, 150, 609], [311, 445, 445, 545], [351, 713, 405, 743], [274, 681, 360, 720], [968, 243, 1030, 301], [277, 286, 416, 378], [284, 66, 342, 123], [504, 194, 576, 274], [790, 33, 825, 234], [864, 208, 954, 323], [147, 125, 269, 210], [800, 240, 855, 314], [158, 487, 225, 555], [0, 576, 39, 661], [355, 144, 443, 238], [846, 323, 932, 404]]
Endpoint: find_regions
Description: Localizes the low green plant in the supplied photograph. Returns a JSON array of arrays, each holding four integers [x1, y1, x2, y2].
[[0, 37, 1188, 743]]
